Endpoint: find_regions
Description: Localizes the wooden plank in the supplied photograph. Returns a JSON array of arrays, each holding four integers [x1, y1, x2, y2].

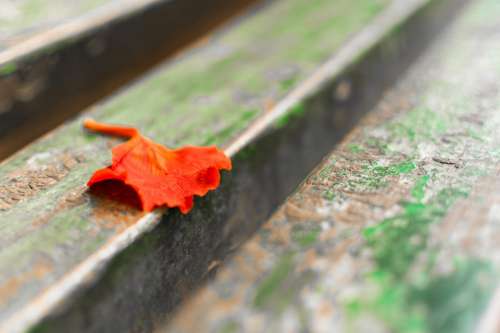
[[162, 1, 500, 332], [0, 0, 258, 159], [0, 0, 112, 48], [0, 0, 462, 331]]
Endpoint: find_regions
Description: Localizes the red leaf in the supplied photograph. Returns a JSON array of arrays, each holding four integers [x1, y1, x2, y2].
[[84, 119, 232, 213]]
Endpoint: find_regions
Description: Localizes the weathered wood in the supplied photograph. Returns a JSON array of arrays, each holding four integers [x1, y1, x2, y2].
[[0, 0, 408, 331], [0, 1, 109, 45], [163, 1, 500, 332], [1, 0, 469, 331], [0, 0, 258, 159]]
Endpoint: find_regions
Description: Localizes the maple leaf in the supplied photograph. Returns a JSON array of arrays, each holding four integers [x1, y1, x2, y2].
[[84, 119, 231, 213]]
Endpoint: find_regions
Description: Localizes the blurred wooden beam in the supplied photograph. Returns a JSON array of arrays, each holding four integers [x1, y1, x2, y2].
[[0, 0, 259, 160]]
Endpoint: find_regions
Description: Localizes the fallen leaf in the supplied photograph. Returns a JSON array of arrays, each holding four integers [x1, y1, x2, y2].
[[84, 119, 231, 213]]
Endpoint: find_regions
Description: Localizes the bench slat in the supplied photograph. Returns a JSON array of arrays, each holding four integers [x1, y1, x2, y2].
[[0, 0, 258, 159], [0, 0, 398, 331], [164, 1, 500, 331]]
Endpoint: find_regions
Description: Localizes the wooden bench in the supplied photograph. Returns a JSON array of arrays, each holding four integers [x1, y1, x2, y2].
[[0, 0, 478, 332], [0, 0, 256, 158], [163, 1, 500, 332]]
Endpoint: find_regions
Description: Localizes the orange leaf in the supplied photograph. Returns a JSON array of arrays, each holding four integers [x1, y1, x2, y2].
[[84, 119, 232, 213]]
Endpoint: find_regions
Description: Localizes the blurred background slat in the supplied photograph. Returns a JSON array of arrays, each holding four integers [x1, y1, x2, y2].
[[0, 0, 259, 160]]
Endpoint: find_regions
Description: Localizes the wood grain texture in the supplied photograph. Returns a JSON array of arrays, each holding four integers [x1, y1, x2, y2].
[[164, 1, 500, 332], [0, 0, 391, 331]]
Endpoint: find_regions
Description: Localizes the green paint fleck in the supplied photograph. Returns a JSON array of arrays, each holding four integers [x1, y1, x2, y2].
[[347, 143, 364, 153], [318, 166, 332, 180], [411, 175, 429, 201], [389, 107, 448, 142], [344, 160, 416, 192], [323, 189, 335, 200], [372, 161, 416, 176], [364, 187, 467, 278]]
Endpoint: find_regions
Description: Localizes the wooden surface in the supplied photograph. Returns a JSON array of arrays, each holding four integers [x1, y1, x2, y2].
[[0, 0, 398, 331], [0, 0, 109, 49], [0, 0, 259, 159], [0, 0, 158, 62], [163, 1, 500, 332]]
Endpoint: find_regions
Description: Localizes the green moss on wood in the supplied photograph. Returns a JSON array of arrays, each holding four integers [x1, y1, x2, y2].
[[0, 62, 17, 76], [254, 254, 295, 309], [389, 107, 448, 142], [347, 143, 364, 153], [344, 160, 416, 192], [292, 225, 321, 248], [348, 259, 494, 333], [0, 0, 392, 322], [364, 187, 468, 278], [0, 0, 389, 251]]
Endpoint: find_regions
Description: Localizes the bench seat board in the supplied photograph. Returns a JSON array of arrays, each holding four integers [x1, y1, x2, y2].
[[1, 0, 111, 49], [0, 0, 394, 330], [0, 0, 260, 159], [164, 1, 500, 332]]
